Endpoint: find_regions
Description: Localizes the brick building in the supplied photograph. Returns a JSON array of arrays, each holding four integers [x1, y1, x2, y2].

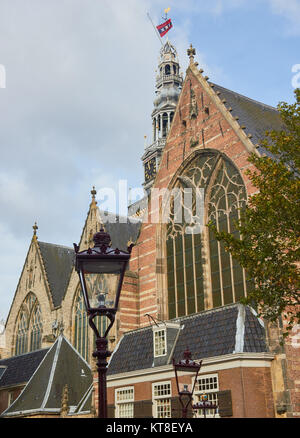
[[0, 40, 299, 418]]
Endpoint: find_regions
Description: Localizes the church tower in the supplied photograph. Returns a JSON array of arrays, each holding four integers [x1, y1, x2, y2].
[[142, 40, 183, 193]]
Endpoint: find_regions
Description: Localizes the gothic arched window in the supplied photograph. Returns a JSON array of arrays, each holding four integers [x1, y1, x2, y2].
[[30, 304, 42, 351], [74, 288, 89, 362], [165, 64, 171, 75], [73, 284, 109, 363], [166, 151, 248, 319], [15, 293, 43, 355], [15, 310, 28, 356]]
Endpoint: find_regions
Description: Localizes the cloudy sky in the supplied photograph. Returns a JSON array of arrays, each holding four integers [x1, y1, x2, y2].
[[0, 0, 299, 322]]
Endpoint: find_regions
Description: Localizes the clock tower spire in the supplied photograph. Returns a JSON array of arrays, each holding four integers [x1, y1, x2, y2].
[[142, 40, 183, 192]]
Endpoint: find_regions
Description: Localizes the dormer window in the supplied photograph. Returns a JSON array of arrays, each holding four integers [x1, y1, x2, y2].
[[153, 327, 167, 357]]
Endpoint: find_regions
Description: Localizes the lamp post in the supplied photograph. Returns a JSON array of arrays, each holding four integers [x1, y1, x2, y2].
[[74, 228, 133, 418], [173, 349, 202, 418]]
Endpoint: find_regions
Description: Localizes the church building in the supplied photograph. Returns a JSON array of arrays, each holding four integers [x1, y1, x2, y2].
[[0, 41, 299, 418]]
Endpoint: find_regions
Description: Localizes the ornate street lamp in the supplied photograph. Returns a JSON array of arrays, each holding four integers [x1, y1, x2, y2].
[[74, 228, 133, 418], [173, 349, 202, 418]]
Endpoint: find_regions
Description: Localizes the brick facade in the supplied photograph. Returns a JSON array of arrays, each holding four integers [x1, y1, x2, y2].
[[1, 43, 299, 419]]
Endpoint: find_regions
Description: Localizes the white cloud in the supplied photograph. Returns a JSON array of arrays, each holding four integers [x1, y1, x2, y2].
[[268, 0, 300, 35], [0, 0, 198, 321]]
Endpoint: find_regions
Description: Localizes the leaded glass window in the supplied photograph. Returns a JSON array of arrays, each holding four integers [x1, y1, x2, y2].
[[15, 293, 43, 355], [166, 151, 248, 319], [15, 310, 28, 355], [74, 288, 89, 362], [30, 304, 42, 351], [73, 287, 108, 362]]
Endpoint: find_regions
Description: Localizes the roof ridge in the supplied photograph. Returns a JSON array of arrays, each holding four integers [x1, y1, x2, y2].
[[99, 210, 141, 224], [172, 303, 240, 323], [0, 347, 49, 363], [210, 82, 278, 112], [38, 241, 74, 251], [121, 304, 240, 337]]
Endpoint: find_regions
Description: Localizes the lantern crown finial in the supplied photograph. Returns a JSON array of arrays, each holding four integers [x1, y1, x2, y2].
[[183, 348, 192, 361]]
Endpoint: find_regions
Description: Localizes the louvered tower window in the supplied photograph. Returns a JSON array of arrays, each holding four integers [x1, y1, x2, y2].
[[167, 151, 248, 319]]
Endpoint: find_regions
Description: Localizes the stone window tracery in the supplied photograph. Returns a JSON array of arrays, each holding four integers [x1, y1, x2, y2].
[[73, 285, 108, 362], [166, 151, 248, 319], [74, 287, 89, 362], [15, 292, 43, 355]]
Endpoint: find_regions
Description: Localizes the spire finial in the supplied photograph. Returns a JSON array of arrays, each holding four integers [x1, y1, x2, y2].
[[32, 222, 38, 240], [187, 44, 196, 65], [91, 186, 97, 199], [90, 186, 97, 208]]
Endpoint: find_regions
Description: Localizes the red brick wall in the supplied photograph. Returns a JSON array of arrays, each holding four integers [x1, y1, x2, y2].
[[120, 64, 258, 331], [219, 367, 275, 418], [105, 365, 275, 418]]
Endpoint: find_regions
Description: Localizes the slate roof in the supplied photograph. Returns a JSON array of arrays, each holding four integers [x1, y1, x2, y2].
[[108, 304, 268, 376], [38, 241, 74, 308], [210, 82, 284, 155], [0, 348, 49, 388], [1, 335, 92, 417], [99, 210, 142, 251]]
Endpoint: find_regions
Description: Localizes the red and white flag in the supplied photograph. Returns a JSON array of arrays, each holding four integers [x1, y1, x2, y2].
[[156, 18, 173, 37]]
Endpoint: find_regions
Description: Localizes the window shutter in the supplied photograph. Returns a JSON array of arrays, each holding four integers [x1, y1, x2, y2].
[[134, 400, 153, 418], [217, 390, 233, 417], [107, 404, 115, 418], [171, 396, 181, 418]]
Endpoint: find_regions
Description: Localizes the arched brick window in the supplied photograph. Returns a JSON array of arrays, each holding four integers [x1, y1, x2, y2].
[[166, 151, 249, 319]]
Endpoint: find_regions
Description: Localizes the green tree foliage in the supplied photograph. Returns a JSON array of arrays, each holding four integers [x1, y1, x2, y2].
[[209, 89, 300, 333]]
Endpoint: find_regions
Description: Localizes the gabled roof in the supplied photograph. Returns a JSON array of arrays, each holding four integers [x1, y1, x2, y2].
[[1, 335, 92, 417], [210, 82, 284, 154], [38, 241, 74, 308], [107, 304, 268, 376], [0, 348, 49, 389]]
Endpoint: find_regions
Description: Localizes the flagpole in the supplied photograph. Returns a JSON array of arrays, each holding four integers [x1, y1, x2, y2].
[[147, 12, 163, 46]]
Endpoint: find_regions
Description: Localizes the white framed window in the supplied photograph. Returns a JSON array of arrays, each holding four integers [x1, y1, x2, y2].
[[153, 328, 167, 357], [194, 373, 219, 418], [115, 387, 134, 418], [152, 381, 172, 418]]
